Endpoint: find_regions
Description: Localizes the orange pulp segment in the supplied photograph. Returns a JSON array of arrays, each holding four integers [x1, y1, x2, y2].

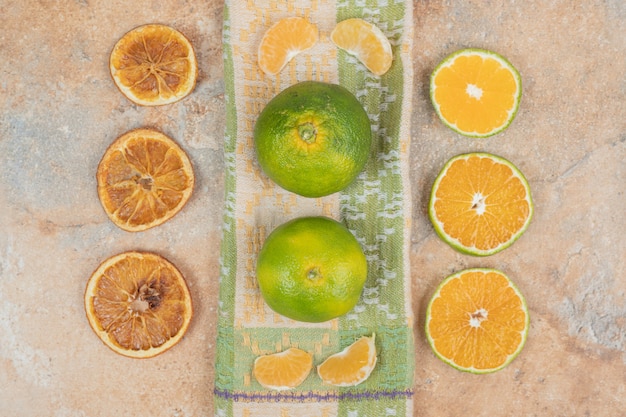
[[96, 128, 195, 232], [317, 334, 377, 386], [253, 347, 313, 390], [257, 17, 319, 75], [110, 24, 198, 106], [425, 268, 529, 373], [331, 18, 393, 76], [84, 251, 193, 358], [429, 152, 533, 256], [430, 48, 521, 137]]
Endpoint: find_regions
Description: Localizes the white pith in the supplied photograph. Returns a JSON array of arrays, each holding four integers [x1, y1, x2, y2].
[[466, 83, 483, 100]]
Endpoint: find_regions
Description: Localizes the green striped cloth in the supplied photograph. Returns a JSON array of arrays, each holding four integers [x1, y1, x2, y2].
[[215, 1, 414, 415]]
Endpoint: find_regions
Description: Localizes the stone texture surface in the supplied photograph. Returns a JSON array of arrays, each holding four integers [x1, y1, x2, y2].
[[1, 1, 624, 416]]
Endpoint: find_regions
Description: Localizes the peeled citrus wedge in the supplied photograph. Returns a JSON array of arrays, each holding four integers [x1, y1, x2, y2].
[[109, 24, 198, 106], [253, 347, 313, 390], [430, 48, 522, 137], [331, 18, 393, 76], [317, 334, 377, 386], [96, 128, 195, 232], [425, 268, 529, 373], [84, 251, 193, 358], [257, 17, 319, 75]]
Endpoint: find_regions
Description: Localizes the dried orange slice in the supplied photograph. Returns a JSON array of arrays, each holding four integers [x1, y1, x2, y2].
[[257, 17, 319, 75], [429, 152, 533, 256], [430, 48, 522, 137], [317, 334, 377, 386], [84, 251, 193, 358], [425, 268, 529, 373], [96, 128, 195, 232], [330, 18, 393, 76], [110, 24, 198, 106], [253, 347, 313, 390]]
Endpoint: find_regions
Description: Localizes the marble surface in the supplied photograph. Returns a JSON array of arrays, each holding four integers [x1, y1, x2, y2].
[[1, 1, 624, 416]]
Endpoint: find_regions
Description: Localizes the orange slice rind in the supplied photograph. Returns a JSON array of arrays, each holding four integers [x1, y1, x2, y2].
[[425, 268, 529, 373], [331, 18, 393, 76], [110, 24, 198, 106], [84, 251, 193, 359], [96, 128, 195, 232], [430, 48, 522, 137], [428, 152, 533, 256]]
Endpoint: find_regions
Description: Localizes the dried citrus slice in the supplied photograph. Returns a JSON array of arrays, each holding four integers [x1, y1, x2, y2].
[[253, 347, 313, 390], [317, 334, 377, 386], [429, 152, 533, 256], [84, 251, 193, 358], [96, 128, 195, 232], [425, 268, 529, 373], [257, 17, 319, 75], [330, 18, 393, 76], [430, 48, 522, 137], [110, 24, 198, 106]]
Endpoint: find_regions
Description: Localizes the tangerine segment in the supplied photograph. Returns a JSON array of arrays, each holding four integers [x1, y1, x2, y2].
[[331, 18, 393, 76], [429, 153, 533, 256], [110, 24, 198, 106], [430, 48, 521, 137], [97, 128, 195, 232], [425, 268, 529, 373], [317, 334, 377, 386], [84, 251, 193, 359], [253, 348, 313, 391], [257, 17, 318, 75]]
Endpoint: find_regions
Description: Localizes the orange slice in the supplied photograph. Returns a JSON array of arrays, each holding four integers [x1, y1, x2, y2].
[[110, 24, 198, 106], [429, 152, 533, 256], [317, 334, 377, 386], [96, 128, 195, 232], [425, 268, 529, 373], [84, 251, 193, 358], [430, 48, 522, 137], [257, 17, 319, 75], [330, 18, 393, 76], [253, 347, 313, 390]]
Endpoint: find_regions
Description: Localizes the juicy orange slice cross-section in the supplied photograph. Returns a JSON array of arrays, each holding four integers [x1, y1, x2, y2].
[[331, 18, 393, 76], [430, 48, 522, 137], [425, 268, 529, 373], [317, 334, 377, 386], [257, 17, 319, 75], [253, 347, 313, 390], [429, 152, 533, 256], [96, 128, 195, 232], [84, 251, 193, 359], [110, 24, 198, 106]]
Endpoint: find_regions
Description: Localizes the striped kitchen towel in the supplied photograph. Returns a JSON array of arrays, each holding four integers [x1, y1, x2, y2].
[[214, 1, 415, 415]]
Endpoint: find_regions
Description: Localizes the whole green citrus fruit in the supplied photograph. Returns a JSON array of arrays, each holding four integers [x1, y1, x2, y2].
[[254, 81, 371, 198], [256, 216, 368, 323]]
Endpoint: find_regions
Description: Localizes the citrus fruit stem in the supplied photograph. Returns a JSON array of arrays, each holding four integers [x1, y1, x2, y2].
[[298, 122, 317, 144], [306, 267, 321, 281]]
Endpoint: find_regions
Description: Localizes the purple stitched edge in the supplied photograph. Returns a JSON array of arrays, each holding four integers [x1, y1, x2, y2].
[[214, 388, 414, 402]]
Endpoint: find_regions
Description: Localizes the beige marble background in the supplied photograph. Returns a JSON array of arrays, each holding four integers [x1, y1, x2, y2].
[[1, 1, 624, 416]]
